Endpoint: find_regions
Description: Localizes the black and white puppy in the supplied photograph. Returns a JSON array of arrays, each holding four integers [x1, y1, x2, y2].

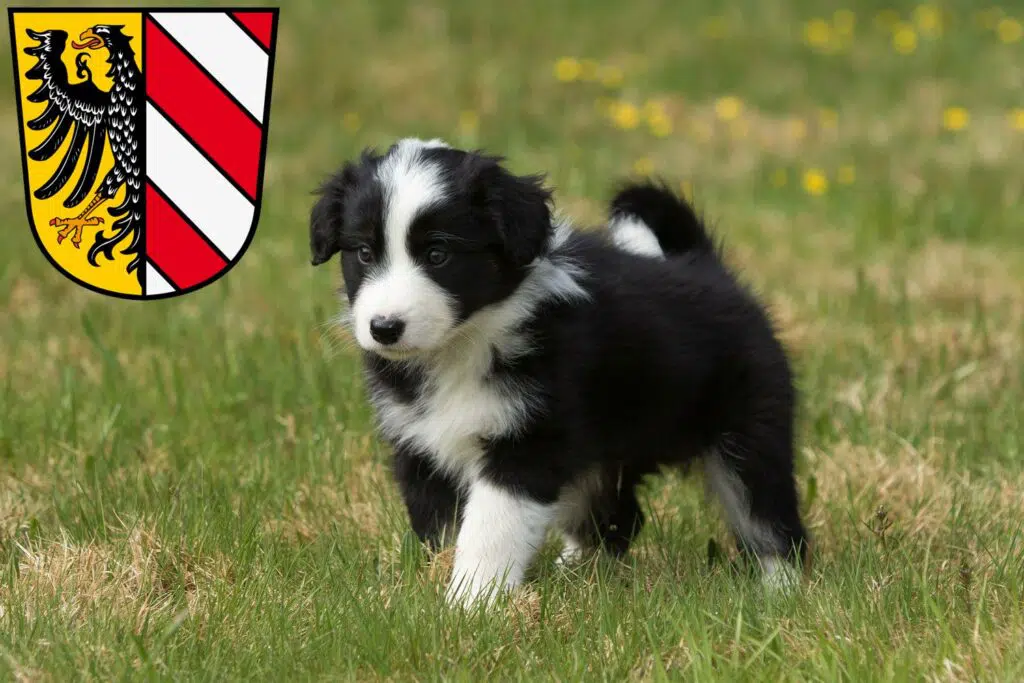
[[309, 138, 809, 606]]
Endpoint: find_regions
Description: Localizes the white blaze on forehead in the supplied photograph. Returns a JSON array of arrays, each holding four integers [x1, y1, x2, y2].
[[376, 140, 449, 251], [350, 140, 456, 354]]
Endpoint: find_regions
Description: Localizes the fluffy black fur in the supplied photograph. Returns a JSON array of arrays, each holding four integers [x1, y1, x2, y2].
[[479, 219, 807, 560]]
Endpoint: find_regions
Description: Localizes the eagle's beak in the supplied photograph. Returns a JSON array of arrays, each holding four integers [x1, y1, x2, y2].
[[72, 28, 103, 50]]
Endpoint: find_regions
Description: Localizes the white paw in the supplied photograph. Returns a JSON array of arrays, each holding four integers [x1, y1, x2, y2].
[[760, 557, 800, 593], [445, 572, 504, 609], [555, 538, 585, 567], [443, 479, 553, 609]]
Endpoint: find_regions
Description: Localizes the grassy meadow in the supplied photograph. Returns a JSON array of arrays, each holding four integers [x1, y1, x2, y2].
[[2, 0, 1023, 679]]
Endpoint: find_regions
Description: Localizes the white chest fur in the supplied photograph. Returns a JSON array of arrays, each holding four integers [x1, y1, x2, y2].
[[365, 239, 589, 490], [370, 343, 535, 487]]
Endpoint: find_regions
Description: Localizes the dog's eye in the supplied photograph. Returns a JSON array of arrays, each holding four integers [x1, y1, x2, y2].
[[426, 246, 449, 267], [357, 246, 374, 265]]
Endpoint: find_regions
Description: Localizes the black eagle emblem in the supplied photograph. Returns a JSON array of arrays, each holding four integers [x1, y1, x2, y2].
[[23, 25, 143, 277]]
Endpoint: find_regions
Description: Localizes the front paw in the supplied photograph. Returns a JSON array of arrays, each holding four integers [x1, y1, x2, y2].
[[445, 571, 504, 609], [760, 557, 801, 594]]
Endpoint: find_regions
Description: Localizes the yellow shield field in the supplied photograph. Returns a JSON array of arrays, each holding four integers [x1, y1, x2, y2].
[[11, 11, 143, 297]]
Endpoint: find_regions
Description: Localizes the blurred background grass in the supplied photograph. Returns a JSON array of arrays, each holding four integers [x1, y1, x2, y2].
[[1, 0, 1023, 680]]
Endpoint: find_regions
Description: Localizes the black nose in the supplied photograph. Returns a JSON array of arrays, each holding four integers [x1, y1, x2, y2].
[[369, 316, 405, 345]]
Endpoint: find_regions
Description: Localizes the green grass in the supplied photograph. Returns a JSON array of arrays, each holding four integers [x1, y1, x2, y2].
[[2, 0, 1023, 680]]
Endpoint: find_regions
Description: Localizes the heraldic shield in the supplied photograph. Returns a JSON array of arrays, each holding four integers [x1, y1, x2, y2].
[[8, 7, 279, 299]]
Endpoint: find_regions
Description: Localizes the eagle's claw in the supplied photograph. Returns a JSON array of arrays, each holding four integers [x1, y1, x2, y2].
[[50, 216, 104, 248]]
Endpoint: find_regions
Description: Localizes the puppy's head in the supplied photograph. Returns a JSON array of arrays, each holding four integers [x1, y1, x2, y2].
[[310, 138, 552, 360]]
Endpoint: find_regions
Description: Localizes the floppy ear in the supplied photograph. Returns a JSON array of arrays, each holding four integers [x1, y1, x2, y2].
[[309, 167, 349, 266], [310, 150, 379, 266], [466, 155, 553, 269], [309, 190, 342, 266]]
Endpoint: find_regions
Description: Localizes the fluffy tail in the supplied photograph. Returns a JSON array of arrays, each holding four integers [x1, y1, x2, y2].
[[607, 181, 716, 259]]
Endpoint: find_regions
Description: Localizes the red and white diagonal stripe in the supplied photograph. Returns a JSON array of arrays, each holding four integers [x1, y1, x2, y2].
[[143, 10, 274, 296]]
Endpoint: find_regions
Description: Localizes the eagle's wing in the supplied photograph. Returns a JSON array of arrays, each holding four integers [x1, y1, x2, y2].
[[23, 29, 110, 208]]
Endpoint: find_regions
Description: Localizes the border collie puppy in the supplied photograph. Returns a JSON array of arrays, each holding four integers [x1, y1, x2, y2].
[[309, 138, 809, 607]]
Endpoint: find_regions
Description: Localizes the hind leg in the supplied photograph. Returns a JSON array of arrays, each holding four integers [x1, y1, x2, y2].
[[704, 445, 808, 590], [556, 466, 646, 564], [556, 532, 588, 566], [553, 470, 601, 565]]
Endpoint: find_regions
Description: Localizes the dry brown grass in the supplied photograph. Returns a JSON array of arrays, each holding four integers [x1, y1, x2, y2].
[[804, 437, 1024, 551], [0, 467, 49, 543], [264, 456, 392, 544], [867, 239, 1024, 311], [543, 85, 1024, 191], [2, 526, 233, 633]]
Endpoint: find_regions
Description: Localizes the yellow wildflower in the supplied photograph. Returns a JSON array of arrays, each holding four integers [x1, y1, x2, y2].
[[609, 101, 640, 130], [802, 169, 829, 196], [648, 113, 673, 138], [997, 18, 1022, 43], [1011, 108, 1024, 131], [818, 108, 839, 130], [342, 112, 361, 132], [554, 57, 581, 82], [913, 5, 942, 37], [643, 100, 673, 136], [892, 23, 918, 53], [770, 169, 788, 188], [598, 65, 624, 88], [804, 19, 832, 48], [942, 107, 969, 131], [714, 96, 743, 121], [633, 157, 655, 176], [837, 165, 856, 185]]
